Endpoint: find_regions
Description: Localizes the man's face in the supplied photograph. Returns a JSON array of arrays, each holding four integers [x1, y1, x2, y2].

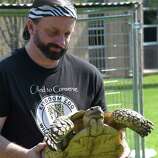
[[30, 16, 76, 60]]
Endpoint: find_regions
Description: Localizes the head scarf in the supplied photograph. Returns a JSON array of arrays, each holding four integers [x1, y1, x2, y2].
[[28, 4, 77, 19], [23, 0, 77, 40]]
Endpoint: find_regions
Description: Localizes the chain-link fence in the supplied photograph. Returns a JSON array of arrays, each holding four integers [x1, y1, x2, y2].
[[0, 2, 145, 158]]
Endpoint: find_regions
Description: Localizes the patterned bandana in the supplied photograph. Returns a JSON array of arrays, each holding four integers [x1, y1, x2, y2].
[[28, 5, 77, 19], [23, 3, 77, 40]]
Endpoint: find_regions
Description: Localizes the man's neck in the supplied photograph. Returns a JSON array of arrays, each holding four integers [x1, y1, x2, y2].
[[25, 42, 59, 69]]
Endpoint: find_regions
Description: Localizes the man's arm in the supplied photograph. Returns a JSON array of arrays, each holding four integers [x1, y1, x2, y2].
[[0, 117, 46, 158]]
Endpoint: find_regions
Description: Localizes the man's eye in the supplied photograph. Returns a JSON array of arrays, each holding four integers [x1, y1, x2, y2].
[[47, 31, 56, 36], [65, 32, 70, 38]]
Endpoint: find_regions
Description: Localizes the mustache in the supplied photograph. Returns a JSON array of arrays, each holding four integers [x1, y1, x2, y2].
[[47, 43, 65, 50]]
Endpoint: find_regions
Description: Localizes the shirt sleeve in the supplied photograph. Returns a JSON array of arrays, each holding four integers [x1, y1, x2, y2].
[[0, 71, 11, 117], [91, 70, 107, 112]]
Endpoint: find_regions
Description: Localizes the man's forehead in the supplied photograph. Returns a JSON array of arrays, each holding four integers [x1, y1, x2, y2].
[[38, 16, 76, 28]]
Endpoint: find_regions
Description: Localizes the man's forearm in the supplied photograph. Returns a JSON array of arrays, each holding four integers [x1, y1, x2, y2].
[[0, 135, 28, 158]]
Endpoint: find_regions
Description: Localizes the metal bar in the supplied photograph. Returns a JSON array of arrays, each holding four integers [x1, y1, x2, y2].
[[143, 7, 158, 11], [106, 104, 122, 107], [101, 67, 130, 72], [132, 4, 144, 158], [144, 42, 158, 46], [78, 6, 137, 14], [78, 13, 132, 21], [104, 80, 119, 84], [106, 92, 121, 95], [131, 9, 141, 158], [143, 24, 158, 28], [138, 4, 146, 158]]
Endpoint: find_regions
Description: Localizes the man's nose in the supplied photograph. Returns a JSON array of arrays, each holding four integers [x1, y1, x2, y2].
[[54, 35, 65, 48]]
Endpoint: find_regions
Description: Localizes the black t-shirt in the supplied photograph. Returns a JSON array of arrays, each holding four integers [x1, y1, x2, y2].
[[0, 48, 106, 148]]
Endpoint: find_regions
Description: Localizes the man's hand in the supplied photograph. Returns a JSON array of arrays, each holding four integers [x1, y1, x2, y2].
[[119, 130, 131, 158], [0, 134, 47, 158], [26, 142, 47, 158]]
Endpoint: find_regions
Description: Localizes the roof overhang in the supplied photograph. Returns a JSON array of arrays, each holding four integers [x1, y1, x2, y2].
[[0, 1, 142, 16], [0, 1, 141, 9]]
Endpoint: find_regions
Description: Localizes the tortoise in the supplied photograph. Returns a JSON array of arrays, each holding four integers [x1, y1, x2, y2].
[[44, 106, 154, 158]]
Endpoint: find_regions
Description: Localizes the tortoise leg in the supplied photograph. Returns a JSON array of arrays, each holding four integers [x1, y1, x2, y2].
[[104, 109, 154, 137]]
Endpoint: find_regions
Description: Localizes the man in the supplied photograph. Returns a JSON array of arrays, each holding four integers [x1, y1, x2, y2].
[[0, 0, 107, 157]]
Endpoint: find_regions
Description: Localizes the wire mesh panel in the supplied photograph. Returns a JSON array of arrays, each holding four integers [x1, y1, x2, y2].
[[69, 9, 134, 109]]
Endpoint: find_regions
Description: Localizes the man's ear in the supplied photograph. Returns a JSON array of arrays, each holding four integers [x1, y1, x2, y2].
[[27, 19, 36, 36]]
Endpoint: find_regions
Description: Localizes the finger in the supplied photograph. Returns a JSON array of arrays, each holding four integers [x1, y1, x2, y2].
[[119, 140, 130, 158], [34, 142, 47, 153], [40, 149, 45, 158], [44, 134, 59, 149]]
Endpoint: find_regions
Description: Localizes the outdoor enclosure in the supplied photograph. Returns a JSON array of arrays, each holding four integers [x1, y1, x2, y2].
[[0, 2, 145, 158]]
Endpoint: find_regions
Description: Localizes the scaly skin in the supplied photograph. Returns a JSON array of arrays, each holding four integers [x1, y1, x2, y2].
[[110, 109, 154, 137], [71, 107, 154, 137]]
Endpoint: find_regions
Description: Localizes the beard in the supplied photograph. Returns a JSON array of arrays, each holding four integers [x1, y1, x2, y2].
[[33, 31, 67, 60]]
